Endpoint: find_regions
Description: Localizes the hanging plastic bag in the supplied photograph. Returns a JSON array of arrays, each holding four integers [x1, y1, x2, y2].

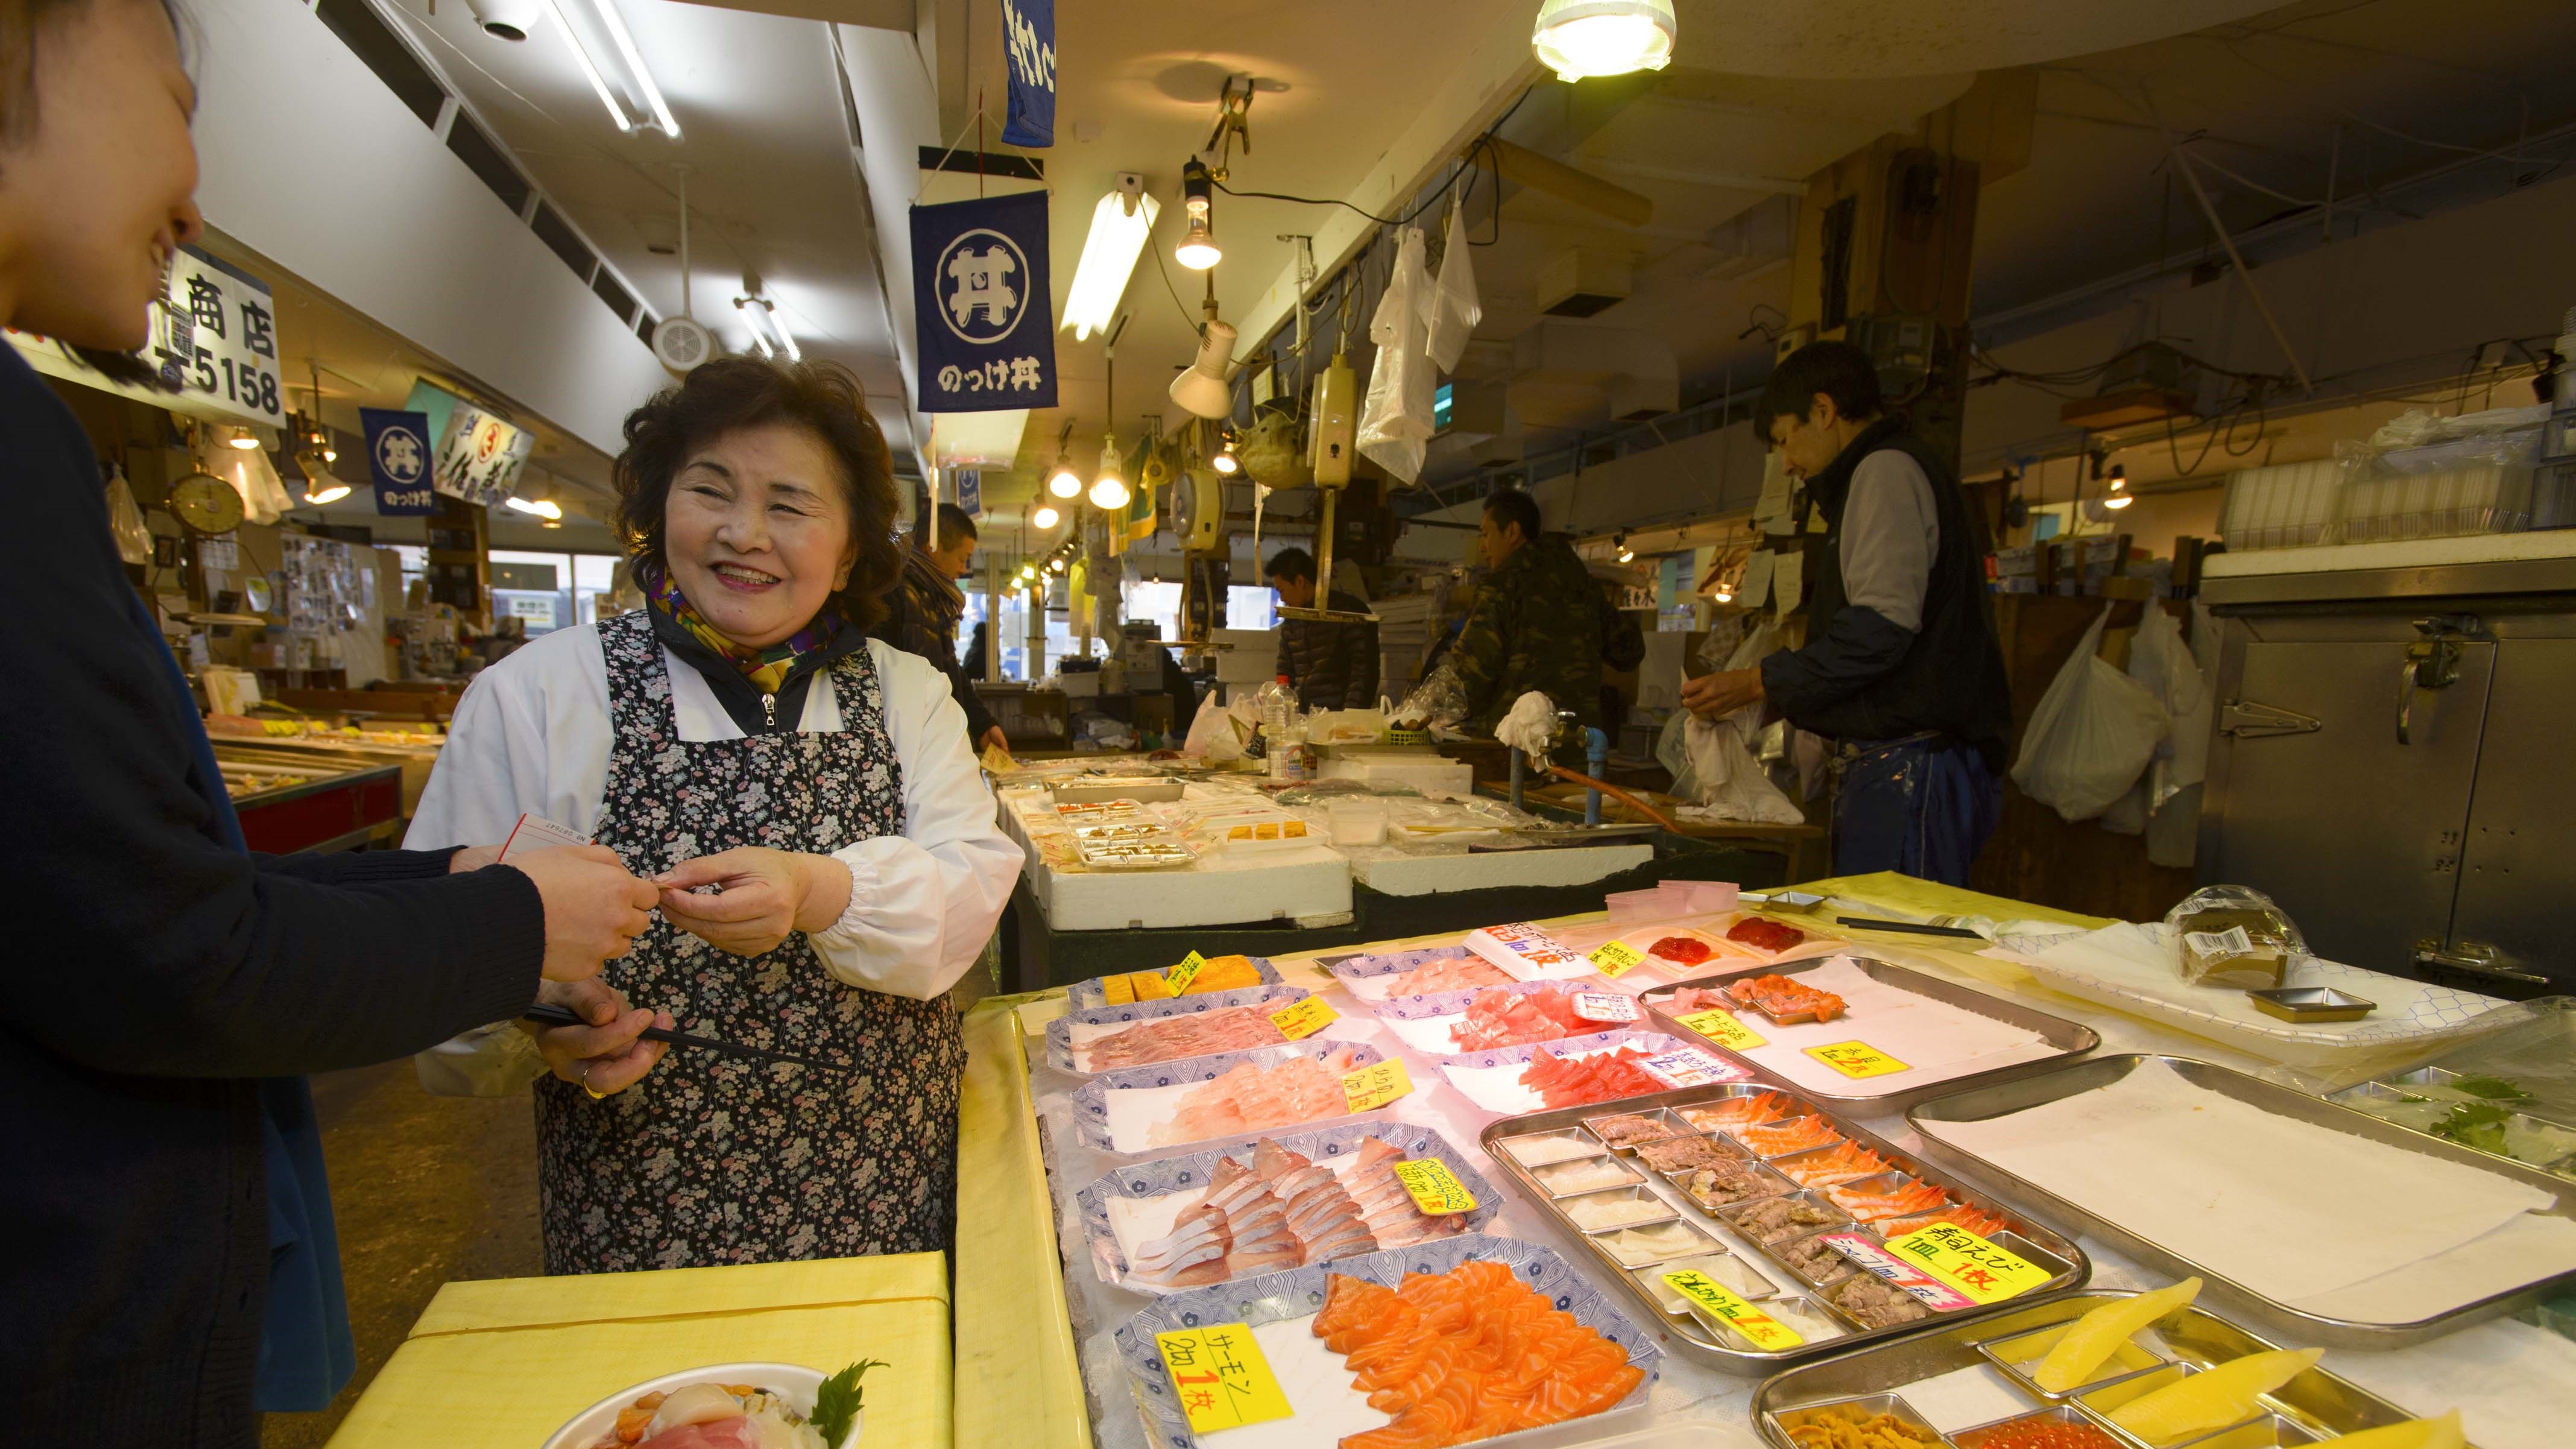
[[1425, 203, 1481, 372], [2010, 606, 2170, 822], [1356, 226, 1436, 484], [1679, 714, 1805, 824], [104, 464, 151, 566], [1655, 710, 1700, 800], [2146, 601, 2220, 866]]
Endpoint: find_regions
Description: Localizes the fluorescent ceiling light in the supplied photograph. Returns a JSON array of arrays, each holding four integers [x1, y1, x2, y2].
[[926, 409, 1029, 470], [549, 0, 678, 138], [549, 1, 631, 131], [1063, 185, 1158, 341], [1532, 0, 1676, 81], [736, 295, 800, 362], [507, 495, 564, 519]]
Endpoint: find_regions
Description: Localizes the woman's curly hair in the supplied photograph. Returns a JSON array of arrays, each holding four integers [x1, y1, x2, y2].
[[612, 356, 901, 634]]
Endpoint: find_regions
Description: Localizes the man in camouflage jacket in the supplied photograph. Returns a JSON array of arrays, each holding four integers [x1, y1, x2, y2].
[[1450, 490, 1606, 743]]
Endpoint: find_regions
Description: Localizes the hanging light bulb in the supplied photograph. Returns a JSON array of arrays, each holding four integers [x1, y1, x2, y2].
[[1614, 533, 1635, 563], [1211, 433, 1240, 475], [1531, 0, 1676, 81], [1089, 432, 1131, 510], [1047, 455, 1082, 499], [1049, 557, 1065, 573], [1175, 159, 1221, 270], [1031, 502, 1061, 530], [2103, 462, 2133, 509], [1019, 563, 1037, 581], [226, 425, 261, 450]]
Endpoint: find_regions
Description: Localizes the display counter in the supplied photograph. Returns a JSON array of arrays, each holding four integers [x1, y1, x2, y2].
[[210, 743, 403, 853], [966, 871, 2576, 1449]]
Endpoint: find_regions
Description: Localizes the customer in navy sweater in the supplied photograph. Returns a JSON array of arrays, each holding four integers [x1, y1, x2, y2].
[[0, 4, 667, 1445]]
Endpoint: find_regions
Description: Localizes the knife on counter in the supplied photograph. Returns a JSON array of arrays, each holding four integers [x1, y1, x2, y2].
[[521, 1002, 850, 1073]]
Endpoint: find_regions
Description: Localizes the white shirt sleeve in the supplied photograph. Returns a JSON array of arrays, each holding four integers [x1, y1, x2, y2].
[[405, 626, 616, 1097], [1837, 449, 1940, 634], [807, 642, 1020, 1000]]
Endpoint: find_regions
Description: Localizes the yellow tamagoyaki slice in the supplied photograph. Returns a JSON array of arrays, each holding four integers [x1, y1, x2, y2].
[[2034, 1277, 2203, 1392], [2317, 1410, 2464, 1449], [2108, 1348, 2323, 1445]]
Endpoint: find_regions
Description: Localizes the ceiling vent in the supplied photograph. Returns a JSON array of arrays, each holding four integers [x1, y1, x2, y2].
[[1538, 247, 1631, 318]]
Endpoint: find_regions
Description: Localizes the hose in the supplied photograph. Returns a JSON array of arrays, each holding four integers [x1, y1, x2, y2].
[[1543, 764, 1684, 833]]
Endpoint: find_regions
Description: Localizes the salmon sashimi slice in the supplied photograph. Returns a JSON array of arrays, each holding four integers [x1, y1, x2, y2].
[[1376, 955, 1514, 998], [1731, 1116, 1845, 1158], [1325, 1260, 1643, 1448]]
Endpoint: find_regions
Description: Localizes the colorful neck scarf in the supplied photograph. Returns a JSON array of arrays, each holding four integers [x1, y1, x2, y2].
[[646, 566, 841, 696]]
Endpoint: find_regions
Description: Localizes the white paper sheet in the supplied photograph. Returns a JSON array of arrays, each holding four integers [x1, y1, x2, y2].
[[1771, 548, 1804, 617], [1738, 549, 1775, 611], [1921, 1059, 2571, 1314], [1179, 1316, 1387, 1449], [1682, 956, 2063, 1097], [1898, 1363, 2038, 1435], [1100, 1077, 1362, 1155]]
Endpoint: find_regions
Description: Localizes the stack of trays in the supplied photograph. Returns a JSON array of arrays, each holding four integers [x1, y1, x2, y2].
[[1482, 1083, 2088, 1372], [1752, 1290, 2449, 1449]]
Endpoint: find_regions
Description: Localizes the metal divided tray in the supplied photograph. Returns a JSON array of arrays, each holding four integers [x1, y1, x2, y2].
[[1480, 1081, 2089, 1374], [1641, 955, 2100, 1113], [2328, 1064, 2576, 1183], [1907, 1054, 2576, 1348], [1752, 1289, 2457, 1449]]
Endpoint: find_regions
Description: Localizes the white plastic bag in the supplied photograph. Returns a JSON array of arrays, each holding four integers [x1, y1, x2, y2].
[[2103, 604, 2205, 836], [2010, 607, 2170, 822], [1679, 714, 1804, 824], [104, 464, 151, 566], [1356, 226, 1436, 484], [1425, 203, 1481, 372]]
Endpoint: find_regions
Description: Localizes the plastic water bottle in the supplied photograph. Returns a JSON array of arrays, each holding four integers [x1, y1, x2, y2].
[[1260, 677, 1299, 778]]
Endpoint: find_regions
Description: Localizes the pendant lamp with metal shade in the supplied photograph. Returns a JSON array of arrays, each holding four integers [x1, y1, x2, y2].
[[295, 362, 351, 505], [1088, 316, 1131, 510], [1530, 0, 1676, 81]]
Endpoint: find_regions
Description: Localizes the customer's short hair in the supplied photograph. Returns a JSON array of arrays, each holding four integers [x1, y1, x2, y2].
[[914, 502, 978, 548], [1757, 339, 1884, 438], [1483, 488, 1541, 543], [1265, 546, 1315, 583], [613, 357, 901, 633]]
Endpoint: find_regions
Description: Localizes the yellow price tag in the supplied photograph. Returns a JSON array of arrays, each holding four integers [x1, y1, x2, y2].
[[1163, 950, 1209, 995], [1155, 1323, 1294, 1433], [1341, 1058, 1413, 1113], [1391, 1158, 1478, 1214], [1805, 1040, 1911, 1078], [1659, 1270, 1805, 1350], [1267, 996, 1338, 1041], [1588, 939, 1647, 977], [1676, 1006, 1768, 1052], [1884, 1223, 2054, 1304]]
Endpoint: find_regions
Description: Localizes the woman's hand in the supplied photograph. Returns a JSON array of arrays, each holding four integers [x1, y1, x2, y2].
[[655, 847, 854, 958], [518, 977, 671, 1095]]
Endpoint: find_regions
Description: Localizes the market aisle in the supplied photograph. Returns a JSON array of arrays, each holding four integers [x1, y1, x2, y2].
[[259, 1063, 545, 1449]]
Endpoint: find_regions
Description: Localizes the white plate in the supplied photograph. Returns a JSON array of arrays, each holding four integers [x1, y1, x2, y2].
[[539, 1362, 861, 1449]]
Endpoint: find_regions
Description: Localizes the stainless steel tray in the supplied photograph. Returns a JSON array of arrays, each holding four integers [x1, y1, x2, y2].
[[1906, 1053, 2576, 1348], [1479, 1081, 2091, 1375], [1640, 955, 2101, 1114], [1750, 1289, 2466, 1449]]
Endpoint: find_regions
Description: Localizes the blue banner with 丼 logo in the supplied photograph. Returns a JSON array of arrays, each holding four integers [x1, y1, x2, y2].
[[1000, 0, 1054, 148], [911, 189, 1056, 413], [360, 407, 436, 516]]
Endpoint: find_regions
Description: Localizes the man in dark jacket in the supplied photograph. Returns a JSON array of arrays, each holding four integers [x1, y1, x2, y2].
[[0, 7, 661, 1441], [887, 503, 1008, 753], [1682, 340, 2010, 885], [1450, 490, 1606, 743], [1266, 545, 1378, 710]]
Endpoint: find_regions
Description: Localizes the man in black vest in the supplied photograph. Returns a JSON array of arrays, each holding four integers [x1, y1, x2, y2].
[[1682, 341, 2010, 885]]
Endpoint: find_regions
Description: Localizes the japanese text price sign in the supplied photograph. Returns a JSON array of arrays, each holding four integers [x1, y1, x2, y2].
[[1392, 1159, 1477, 1214], [1804, 1041, 1910, 1078], [1163, 950, 1209, 994], [1155, 1323, 1292, 1433], [1586, 939, 1646, 977], [1659, 1270, 1804, 1350], [1342, 1058, 1413, 1112], [1267, 997, 1337, 1040], [1676, 1006, 1767, 1051], [1885, 1223, 2054, 1304]]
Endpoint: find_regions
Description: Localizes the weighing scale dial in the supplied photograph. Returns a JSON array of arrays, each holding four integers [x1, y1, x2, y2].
[[168, 471, 244, 535]]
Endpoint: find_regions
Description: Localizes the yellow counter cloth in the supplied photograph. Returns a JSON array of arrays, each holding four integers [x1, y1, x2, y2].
[[955, 993, 1093, 1449], [325, 1255, 952, 1449]]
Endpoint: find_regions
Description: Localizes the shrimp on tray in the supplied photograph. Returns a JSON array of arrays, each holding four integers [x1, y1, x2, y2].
[[1827, 1176, 1954, 1223], [1728, 1116, 1843, 1158], [1773, 1141, 1892, 1187]]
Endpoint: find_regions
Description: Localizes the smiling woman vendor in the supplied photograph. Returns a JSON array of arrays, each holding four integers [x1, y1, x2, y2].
[[408, 357, 1019, 1272]]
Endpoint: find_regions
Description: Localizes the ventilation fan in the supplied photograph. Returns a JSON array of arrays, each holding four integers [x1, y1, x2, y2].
[[652, 166, 716, 374]]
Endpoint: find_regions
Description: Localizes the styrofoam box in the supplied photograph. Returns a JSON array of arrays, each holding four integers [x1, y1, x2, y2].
[[1318, 753, 1474, 801], [2220, 458, 2343, 551], [1210, 627, 1280, 684]]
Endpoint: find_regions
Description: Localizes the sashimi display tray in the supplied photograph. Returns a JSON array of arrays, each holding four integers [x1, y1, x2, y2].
[[1432, 1030, 1752, 1116], [1074, 1121, 1503, 1293], [1113, 1233, 1661, 1449], [1749, 1289, 2460, 1449], [1067, 956, 1284, 1011], [1905, 1053, 2576, 1348], [1046, 985, 1317, 1075], [1374, 978, 1621, 1056], [1641, 955, 2100, 1113], [1072, 1040, 1391, 1154], [1480, 1081, 2088, 1374], [1322, 945, 1512, 1003]]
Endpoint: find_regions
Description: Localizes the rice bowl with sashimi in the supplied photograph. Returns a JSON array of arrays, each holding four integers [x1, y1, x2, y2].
[[541, 1363, 877, 1449]]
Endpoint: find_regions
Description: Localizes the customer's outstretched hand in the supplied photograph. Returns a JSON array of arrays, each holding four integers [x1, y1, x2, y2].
[[506, 845, 660, 981]]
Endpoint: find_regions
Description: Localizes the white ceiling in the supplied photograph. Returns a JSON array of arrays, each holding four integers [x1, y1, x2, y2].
[[285, 0, 2576, 557]]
